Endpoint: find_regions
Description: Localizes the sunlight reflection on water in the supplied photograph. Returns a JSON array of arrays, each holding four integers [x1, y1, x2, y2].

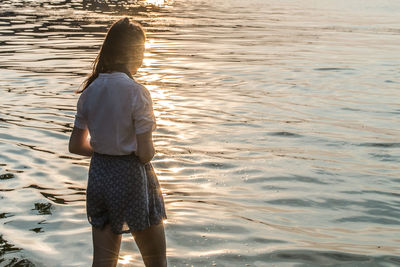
[[0, 0, 399, 266]]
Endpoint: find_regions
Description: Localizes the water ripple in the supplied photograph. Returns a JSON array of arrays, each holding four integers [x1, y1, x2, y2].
[[0, 0, 399, 266]]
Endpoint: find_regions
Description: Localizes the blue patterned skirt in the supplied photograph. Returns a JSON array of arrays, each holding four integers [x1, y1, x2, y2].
[[86, 152, 167, 234]]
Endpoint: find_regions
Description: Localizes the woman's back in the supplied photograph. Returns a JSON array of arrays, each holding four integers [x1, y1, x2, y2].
[[76, 72, 156, 155]]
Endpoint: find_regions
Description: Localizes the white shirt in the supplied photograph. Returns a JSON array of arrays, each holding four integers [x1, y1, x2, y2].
[[73, 72, 156, 155]]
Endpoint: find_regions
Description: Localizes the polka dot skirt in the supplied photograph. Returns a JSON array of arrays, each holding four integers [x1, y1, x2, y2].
[[86, 152, 167, 234]]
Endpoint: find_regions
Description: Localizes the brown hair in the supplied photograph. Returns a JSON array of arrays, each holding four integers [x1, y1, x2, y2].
[[77, 17, 145, 93]]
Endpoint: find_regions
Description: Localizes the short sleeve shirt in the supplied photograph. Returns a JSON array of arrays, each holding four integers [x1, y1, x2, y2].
[[74, 72, 156, 155]]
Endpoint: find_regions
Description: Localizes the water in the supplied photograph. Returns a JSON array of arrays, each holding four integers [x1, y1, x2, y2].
[[0, 0, 399, 266]]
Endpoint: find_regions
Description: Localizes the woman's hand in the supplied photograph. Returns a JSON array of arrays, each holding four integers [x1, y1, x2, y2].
[[68, 127, 93, 156], [136, 130, 155, 164]]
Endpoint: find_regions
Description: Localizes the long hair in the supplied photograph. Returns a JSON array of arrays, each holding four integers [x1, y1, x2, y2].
[[77, 17, 145, 93]]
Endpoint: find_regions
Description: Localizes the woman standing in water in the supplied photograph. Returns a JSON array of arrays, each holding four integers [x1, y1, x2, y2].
[[68, 18, 167, 267]]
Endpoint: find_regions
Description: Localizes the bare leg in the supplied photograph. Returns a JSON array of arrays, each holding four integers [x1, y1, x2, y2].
[[92, 224, 122, 267], [132, 223, 167, 267]]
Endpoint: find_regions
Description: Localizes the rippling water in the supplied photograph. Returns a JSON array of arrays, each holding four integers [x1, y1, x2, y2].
[[0, 0, 400, 266]]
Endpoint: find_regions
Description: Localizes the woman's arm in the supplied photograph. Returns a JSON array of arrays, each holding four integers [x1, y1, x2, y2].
[[68, 127, 93, 157], [136, 130, 155, 164]]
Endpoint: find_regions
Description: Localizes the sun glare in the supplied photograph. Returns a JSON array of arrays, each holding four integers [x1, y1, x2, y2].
[[145, 39, 154, 49], [142, 0, 167, 6], [169, 167, 183, 173], [118, 255, 133, 265]]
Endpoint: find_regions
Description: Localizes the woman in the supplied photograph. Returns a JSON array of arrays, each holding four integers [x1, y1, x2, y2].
[[68, 17, 167, 267]]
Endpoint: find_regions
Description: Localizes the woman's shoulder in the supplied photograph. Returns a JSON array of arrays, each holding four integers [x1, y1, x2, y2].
[[129, 79, 150, 97]]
